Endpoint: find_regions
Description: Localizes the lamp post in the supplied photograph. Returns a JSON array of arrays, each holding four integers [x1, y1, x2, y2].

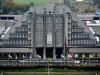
[[48, 61, 50, 75], [46, 61, 53, 75], [37, 58, 38, 65]]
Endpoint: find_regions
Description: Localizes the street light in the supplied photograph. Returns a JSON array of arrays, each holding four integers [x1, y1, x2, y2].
[[46, 61, 53, 75]]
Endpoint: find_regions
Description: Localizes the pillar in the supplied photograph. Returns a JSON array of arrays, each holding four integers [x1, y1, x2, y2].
[[34, 48, 37, 58], [1, 52, 4, 57], [43, 47, 46, 59], [43, 11, 46, 59], [25, 53, 28, 57], [62, 12, 66, 58], [19, 53, 22, 57], [14, 53, 16, 57], [53, 48, 55, 59]]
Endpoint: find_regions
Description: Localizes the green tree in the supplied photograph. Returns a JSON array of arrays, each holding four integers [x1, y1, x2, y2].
[[13, 4, 26, 13], [90, 8, 96, 13], [24, 4, 30, 12], [85, 6, 96, 13], [7, 0, 13, 1], [0, 0, 6, 6], [1, 0, 16, 14], [93, 0, 100, 6], [29, 2, 34, 7], [85, 8, 88, 13], [97, 3, 100, 8], [64, 0, 70, 5]]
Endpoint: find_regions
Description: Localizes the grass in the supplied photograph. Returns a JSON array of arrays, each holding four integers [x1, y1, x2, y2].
[[70, 2, 91, 5], [0, 68, 100, 75], [47, 57, 52, 61], [13, 0, 51, 5], [0, 70, 100, 75]]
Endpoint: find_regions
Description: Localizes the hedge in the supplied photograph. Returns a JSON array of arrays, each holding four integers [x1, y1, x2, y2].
[[0, 65, 100, 71], [73, 57, 100, 60], [0, 58, 23, 60]]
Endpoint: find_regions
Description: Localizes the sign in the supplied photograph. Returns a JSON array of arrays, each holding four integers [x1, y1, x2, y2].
[[47, 32, 52, 44], [46, 68, 53, 71], [75, 54, 78, 57]]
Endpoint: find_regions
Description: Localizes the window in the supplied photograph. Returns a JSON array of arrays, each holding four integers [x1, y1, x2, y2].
[[73, 34, 75, 38], [72, 41, 73, 45], [68, 34, 71, 38], [29, 34, 31, 38], [28, 40, 31, 45], [24, 41, 27, 44], [74, 40, 76, 45], [11, 40, 12, 44], [28, 28, 31, 32], [18, 41, 20, 44], [16, 40, 18, 44], [13, 40, 15, 44], [20, 40, 21, 45]]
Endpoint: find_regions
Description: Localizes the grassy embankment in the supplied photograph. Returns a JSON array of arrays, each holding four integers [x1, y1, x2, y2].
[[13, 0, 51, 5]]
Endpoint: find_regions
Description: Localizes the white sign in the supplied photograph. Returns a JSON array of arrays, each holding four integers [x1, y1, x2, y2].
[[47, 33, 52, 44], [76, 0, 83, 1], [75, 54, 78, 57]]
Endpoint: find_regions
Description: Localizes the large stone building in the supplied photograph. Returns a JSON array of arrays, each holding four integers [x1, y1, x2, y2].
[[0, 4, 99, 59]]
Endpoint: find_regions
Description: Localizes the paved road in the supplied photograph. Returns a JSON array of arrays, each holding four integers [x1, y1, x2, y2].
[[0, 60, 100, 66]]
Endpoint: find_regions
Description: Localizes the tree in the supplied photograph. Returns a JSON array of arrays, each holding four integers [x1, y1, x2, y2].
[[90, 8, 96, 13], [29, 2, 34, 7], [97, 3, 100, 8], [93, 0, 100, 6], [64, 0, 70, 5], [13, 4, 26, 13], [7, 0, 13, 1], [84, 6, 96, 13], [1, 0, 16, 14], [24, 4, 30, 11], [81, 10, 85, 14], [0, 0, 6, 6]]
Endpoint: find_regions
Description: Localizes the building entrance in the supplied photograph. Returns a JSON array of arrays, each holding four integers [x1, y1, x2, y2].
[[36, 48, 43, 58], [56, 48, 63, 58], [46, 48, 53, 58]]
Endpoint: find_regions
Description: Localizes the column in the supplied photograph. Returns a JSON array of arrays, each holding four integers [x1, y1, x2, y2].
[[53, 48, 55, 59], [25, 53, 27, 58], [43, 11, 46, 59], [34, 48, 37, 58], [1, 52, 4, 57], [63, 12, 65, 58], [62, 48, 65, 58], [14, 53, 16, 57], [53, 11, 56, 60], [19, 53, 22, 57], [32, 12, 36, 58], [43, 48, 46, 59]]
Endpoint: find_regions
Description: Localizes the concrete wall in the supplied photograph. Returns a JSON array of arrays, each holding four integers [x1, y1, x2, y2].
[[0, 48, 32, 53], [69, 48, 100, 53]]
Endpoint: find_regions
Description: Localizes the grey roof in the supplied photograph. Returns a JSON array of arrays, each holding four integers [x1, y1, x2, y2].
[[71, 12, 95, 40], [45, 4, 55, 11], [0, 15, 22, 17], [28, 4, 71, 14], [78, 15, 100, 21], [2, 20, 22, 39], [0, 25, 5, 35]]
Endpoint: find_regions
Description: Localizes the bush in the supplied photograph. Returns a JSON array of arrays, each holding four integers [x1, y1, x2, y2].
[[74, 57, 100, 60]]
